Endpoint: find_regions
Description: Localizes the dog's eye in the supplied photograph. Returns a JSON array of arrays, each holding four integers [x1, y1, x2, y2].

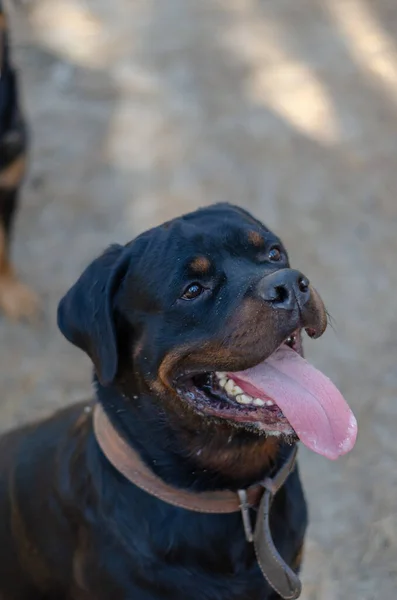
[[181, 283, 204, 300], [268, 246, 282, 262]]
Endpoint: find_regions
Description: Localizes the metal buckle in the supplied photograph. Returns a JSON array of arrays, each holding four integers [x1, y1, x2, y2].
[[238, 489, 254, 542]]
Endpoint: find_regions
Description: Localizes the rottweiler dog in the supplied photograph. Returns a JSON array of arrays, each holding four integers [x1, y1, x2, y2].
[[0, 204, 357, 599], [0, 1, 38, 320]]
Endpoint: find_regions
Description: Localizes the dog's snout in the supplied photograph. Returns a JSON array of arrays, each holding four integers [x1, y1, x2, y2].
[[258, 269, 310, 309]]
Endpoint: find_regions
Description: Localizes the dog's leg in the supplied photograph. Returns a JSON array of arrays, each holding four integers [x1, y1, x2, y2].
[[0, 156, 39, 320], [0, 4, 40, 321]]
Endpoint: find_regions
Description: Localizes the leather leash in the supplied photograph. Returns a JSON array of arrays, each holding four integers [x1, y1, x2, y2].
[[93, 403, 301, 599]]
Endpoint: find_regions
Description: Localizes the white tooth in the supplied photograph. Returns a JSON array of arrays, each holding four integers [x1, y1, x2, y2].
[[216, 371, 227, 378], [237, 394, 253, 405], [225, 380, 235, 394], [219, 378, 227, 387], [266, 400, 274, 407], [233, 385, 243, 396], [253, 398, 265, 406]]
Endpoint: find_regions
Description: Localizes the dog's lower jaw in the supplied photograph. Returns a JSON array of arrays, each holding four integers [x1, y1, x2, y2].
[[95, 376, 292, 493]]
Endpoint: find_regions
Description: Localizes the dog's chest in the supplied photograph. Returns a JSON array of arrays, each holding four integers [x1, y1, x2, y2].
[[75, 472, 307, 600]]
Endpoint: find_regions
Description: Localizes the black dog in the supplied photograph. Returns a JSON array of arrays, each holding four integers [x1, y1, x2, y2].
[[0, 204, 356, 599], [0, 2, 38, 320]]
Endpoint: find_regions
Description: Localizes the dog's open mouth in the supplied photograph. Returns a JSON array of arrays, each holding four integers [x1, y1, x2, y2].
[[176, 331, 357, 460]]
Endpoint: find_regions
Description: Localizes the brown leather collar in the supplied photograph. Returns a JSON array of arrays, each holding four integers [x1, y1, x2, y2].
[[93, 403, 301, 599]]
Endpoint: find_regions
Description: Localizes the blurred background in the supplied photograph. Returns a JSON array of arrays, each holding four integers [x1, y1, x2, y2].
[[1, 0, 397, 597]]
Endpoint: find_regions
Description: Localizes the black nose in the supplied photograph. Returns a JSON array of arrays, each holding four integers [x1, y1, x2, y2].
[[258, 269, 311, 309]]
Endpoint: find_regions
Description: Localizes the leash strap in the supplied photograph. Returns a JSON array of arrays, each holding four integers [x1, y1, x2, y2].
[[238, 446, 301, 599], [255, 446, 301, 599]]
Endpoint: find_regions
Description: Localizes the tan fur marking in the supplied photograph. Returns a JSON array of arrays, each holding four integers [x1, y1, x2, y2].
[[190, 256, 211, 273], [0, 223, 40, 321], [292, 542, 305, 572], [193, 435, 280, 480], [0, 14, 6, 31], [0, 155, 27, 189], [157, 348, 185, 392], [247, 230, 264, 248]]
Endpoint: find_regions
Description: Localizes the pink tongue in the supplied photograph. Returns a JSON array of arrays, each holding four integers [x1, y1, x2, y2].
[[230, 346, 357, 460]]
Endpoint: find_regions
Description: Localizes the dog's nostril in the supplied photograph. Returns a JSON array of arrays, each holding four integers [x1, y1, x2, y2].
[[274, 285, 289, 303], [298, 276, 309, 293]]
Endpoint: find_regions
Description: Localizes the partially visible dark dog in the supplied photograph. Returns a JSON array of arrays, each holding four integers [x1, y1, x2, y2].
[[0, 204, 356, 599], [0, 1, 38, 320]]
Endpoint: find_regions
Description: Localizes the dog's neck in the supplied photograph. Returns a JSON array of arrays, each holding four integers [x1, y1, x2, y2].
[[95, 378, 294, 492]]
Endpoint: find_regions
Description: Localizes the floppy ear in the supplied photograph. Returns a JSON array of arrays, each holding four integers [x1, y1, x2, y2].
[[57, 244, 131, 386]]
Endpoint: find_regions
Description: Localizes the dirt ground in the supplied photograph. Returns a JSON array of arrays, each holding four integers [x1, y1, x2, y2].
[[2, 1, 397, 598]]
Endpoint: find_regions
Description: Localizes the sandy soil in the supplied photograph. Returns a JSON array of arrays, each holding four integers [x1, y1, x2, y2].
[[2, 1, 397, 597]]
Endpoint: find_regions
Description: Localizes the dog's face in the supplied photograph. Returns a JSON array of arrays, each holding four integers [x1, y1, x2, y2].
[[58, 204, 334, 450]]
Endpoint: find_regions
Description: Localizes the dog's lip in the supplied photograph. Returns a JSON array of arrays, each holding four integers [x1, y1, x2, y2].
[[172, 328, 304, 385], [168, 287, 327, 386], [172, 336, 302, 435]]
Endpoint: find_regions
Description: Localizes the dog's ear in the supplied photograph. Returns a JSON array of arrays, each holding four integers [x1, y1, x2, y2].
[[57, 244, 131, 386]]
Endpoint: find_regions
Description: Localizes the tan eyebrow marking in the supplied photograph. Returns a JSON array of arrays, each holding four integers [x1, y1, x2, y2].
[[189, 256, 211, 273], [247, 230, 264, 248]]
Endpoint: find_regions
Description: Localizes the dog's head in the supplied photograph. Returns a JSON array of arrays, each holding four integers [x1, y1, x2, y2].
[[58, 204, 356, 471]]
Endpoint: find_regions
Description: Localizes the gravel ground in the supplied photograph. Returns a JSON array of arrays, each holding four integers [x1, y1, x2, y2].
[[2, 1, 397, 598]]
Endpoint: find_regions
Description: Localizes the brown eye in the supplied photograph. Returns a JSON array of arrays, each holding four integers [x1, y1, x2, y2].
[[181, 283, 204, 300], [268, 246, 282, 262]]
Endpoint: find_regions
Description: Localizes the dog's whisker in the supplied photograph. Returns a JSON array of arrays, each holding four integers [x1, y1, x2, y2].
[[325, 308, 337, 333]]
